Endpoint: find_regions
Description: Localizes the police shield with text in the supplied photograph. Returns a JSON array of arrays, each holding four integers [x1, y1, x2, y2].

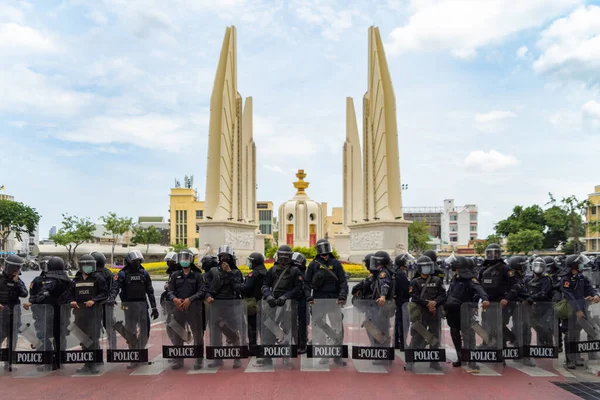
[[0, 255, 28, 372], [291, 252, 310, 354], [164, 250, 205, 370], [243, 252, 267, 356], [404, 255, 446, 372], [64, 254, 107, 374], [90, 251, 116, 349], [393, 253, 412, 350], [258, 245, 303, 367], [205, 245, 244, 369], [108, 250, 157, 369]]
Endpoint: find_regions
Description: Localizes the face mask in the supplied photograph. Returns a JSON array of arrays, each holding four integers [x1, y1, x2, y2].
[[421, 265, 433, 275], [83, 266, 94, 274], [180, 261, 191, 268]]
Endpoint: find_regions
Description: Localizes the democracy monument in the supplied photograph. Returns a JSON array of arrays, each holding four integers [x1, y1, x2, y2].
[[196, 26, 409, 261]]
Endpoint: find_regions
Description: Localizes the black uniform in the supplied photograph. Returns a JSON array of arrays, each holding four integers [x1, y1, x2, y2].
[[0, 271, 28, 369], [166, 267, 205, 368], [522, 273, 553, 361], [243, 264, 266, 356], [66, 271, 108, 371], [306, 256, 348, 301], [393, 267, 410, 350]]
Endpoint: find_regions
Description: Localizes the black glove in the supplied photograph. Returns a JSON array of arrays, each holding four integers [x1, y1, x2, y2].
[[306, 297, 314, 303], [106, 298, 116, 306], [151, 308, 159, 320], [276, 296, 287, 307], [266, 296, 277, 308]]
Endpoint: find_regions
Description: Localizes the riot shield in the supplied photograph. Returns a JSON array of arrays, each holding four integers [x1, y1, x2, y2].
[[252, 299, 297, 370], [12, 304, 55, 377], [402, 302, 446, 374], [350, 299, 395, 373], [59, 304, 104, 375], [161, 300, 204, 371], [305, 299, 347, 369], [106, 302, 149, 369], [0, 304, 9, 375], [503, 302, 523, 363], [565, 300, 600, 369], [520, 302, 558, 371], [205, 299, 248, 369], [460, 302, 504, 373]]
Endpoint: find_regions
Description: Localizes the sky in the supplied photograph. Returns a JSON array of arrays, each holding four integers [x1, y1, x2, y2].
[[2, 0, 600, 240]]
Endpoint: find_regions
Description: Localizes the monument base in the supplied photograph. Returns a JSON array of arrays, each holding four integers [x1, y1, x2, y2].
[[346, 220, 411, 264], [197, 220, 263, 263]]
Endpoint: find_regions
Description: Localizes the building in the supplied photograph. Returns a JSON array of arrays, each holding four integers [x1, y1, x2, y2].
[[49, 226, 57, 238], [138, 216, 170, 246], [13, 226, 39, 258], [169, 182, 274, 249], [403, 207, 443, 238], [585, 185, 600, 252], [322, 204, 345, 239], [278, 170, 324, 248]]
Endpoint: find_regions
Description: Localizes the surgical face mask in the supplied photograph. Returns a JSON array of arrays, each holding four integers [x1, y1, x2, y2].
[[420, 265, 433, 275], [180, 261, 191, 268], [82, 266, 94, 274]]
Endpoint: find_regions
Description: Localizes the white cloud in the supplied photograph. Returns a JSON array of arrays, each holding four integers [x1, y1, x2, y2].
[[86, 10, 109, 25], [263, 164, 285, 175], [534, 5, 600, 85], [0, 22, 58, 53], [475, 110, 517, 123], [385, 0, 580, 58], [0, 4, 24, 23], [517, 45, 528, 58], [582, 100, 600, 130], [58, 114, 199, 151], [464, 150, 518, 172], [0, 65, 93, 116], [291, 0, 359, 40], [8, 121, 28, 128]]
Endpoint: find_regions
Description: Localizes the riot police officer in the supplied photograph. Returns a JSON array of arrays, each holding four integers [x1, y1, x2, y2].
[[444, 255, 489, 369], [66, 254, 108, 374], [160, 252, 179, 314], [561, 254, 600, 369], [89, 251, 116, 350], [29, 256, 71, 371], [259, 245, 303, 366], [166, 250, 205, 370], [423, 250, 446, 281], [393, 253, 412, 350], [243, 252, 267, 356], [291, 252, 310, 354], [0, 255, 28, 371], [406, 255, 446, 371], [478, 244, 520, 349], [23, 256, 51, 347], [544, 256, 563, 352], [109, 250, 158, 369], [205, 245, 243, 369]]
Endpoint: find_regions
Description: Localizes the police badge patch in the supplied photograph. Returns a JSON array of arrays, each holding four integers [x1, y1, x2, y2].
[[379, 272, 386, 279], [507, 270, 515, 277], [564, 281, 570, 288]]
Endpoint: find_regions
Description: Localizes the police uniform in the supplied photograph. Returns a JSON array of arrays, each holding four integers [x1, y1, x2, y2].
[[561, 271, 599, 367], [28, 272, 51, 351], [66, 271, 108, 372], [393, 267, 410, 350], [166, 266, 205, 369], [0, 270, 28, 370], [369, 268, 395, 348], [243, 264, 267, 356]]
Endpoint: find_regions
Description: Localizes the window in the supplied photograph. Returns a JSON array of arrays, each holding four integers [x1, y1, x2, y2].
[[259, 210, 272, 221], [450, 226, 457, 232], [592, 207, 597, 215], [470, 214, 477, 221], [259, 224, 272, 234], [450, 236, 457, 242], [196, 210, 203, 218], [470, 236, 476, 241], [257, 203, 269, 209], [470, 225, 477, 232], [450, 215, 457, 221]]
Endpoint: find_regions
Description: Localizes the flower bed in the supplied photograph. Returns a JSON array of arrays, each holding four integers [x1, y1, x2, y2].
[[120, 260, 370, 279]]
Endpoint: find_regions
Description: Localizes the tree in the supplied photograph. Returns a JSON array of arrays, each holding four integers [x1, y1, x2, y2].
[[473, 241, 486, 256], [506, 230, 544, 255], [495, 205, 545, 237], [408, 220, 431, 253], [100, 212, 133, 267], [169, 242, 188, 253], [0, 200, 40, 253], [132, 225, 163, 255], [547, 193, 588, 253], [542, 205, 569, 248], [272, 231, 279, 247], [51, 214, 95, 266], [561, 239, 585, 255]]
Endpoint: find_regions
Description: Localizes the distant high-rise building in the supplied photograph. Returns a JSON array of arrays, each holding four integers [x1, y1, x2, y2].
[[49, 226, 57, 238]]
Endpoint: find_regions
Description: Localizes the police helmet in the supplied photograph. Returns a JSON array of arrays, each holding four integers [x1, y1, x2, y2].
[[565, 254, 590, 271], [531, 257, 546, 275], [485, 243, 502, 261], [444, 253, 458, 270], [247, 252, 265, 269], [90, 251, 106, 270], [315, 239, 332, 256], [277, 245, 293, 264], [543, 256, 557, 273], [217, 245, 235, 263], [164, 252, 177, 263], [394, 253, 415, 268], [416, 256, 434, 275], [78, 254, 97, 274], [508, 256, 528, 272], [47, 257, 65, 272], [177, 250, 194, 268], [363, 253, 375, 269], [423, 250, 437, 263], [201, 255, 219, 272], [3, 254, 24, 276], [125, 250, 144, 264], [371, 251, 391, 269], [40, 256, 52, 273], [291, 252, 306, 269]]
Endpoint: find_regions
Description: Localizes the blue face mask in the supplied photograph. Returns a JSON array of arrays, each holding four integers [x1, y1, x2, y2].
[[82, 266, 94, 275], [180, 261, 191, 268]]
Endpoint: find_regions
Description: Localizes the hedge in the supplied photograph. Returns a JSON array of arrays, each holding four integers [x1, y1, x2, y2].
[[117, 260, 371, 279]]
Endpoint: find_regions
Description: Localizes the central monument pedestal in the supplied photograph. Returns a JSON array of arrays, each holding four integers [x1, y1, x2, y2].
[[346, 221, 410, 263], [197, 221, 262, 261]]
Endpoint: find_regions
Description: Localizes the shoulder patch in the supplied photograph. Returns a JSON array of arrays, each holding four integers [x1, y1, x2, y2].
[[409, 286, 413, 293], [248, 272, 253, 278], [507, 270, 515, 277], [298, 275, 303, 281], [114, 275, 119, 281], [379, 272, 386, 279], [564, 281, 570, 288], [471, 278, 479, 284], [29, 282, 33, 289]]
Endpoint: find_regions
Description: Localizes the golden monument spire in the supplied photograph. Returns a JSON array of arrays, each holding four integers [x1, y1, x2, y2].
[[293, 169, 309, 195]]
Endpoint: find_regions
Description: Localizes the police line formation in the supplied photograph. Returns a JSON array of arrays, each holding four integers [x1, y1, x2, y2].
[[1, 239, 600, 376]]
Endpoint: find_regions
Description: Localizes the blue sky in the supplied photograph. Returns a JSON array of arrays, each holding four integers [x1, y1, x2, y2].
[[2, 0, 600, 239]]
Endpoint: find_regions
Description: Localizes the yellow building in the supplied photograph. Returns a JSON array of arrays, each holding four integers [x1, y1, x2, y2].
[[322, 203, 345, 240], [586, 185, 600, 252], [169, 187, 274, 248]]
